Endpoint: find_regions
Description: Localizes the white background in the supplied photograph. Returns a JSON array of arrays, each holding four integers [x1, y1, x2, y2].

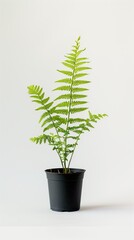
[[0, 0, 134, 236]]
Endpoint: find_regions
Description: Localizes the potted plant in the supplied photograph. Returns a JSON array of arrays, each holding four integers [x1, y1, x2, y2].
[[27, 37, 107, 212]]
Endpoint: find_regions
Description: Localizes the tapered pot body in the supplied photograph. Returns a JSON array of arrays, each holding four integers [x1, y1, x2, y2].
[[45, 168, 85, 212]]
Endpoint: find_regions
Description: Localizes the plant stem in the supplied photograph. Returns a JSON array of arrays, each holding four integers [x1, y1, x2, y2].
[[48, 113, 64, 168], [39, 98, 64, 168], [64, 47, 79, 170], [67, 132, 81, 169]]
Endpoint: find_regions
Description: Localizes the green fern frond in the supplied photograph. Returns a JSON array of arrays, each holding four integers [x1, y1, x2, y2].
[[68, 125, 84, 134], [57, 127, 67, 133], [67, 136, 80, 140], [62, 62, 74, 69], [74, 73, 88, 79], [42, 97, 50, 105], [44, 102, 53, 109], [40, 117, 52, 126], [89, 111, 108, 122], [30, 95, 42, 99], [66, 53, 75, 58], [54, 86, 88, 92], [75, 67, 91, 73], [39, 112, 49, 123], [53, 86, 71, 91], [71, 101, 87, 106], [28, 85, 41, 94], [30, 134, 48, 144], [55, 101, 69, 108], [64, 55, 75, 61], [64, 59, 75, 65], [55, 101, 87, 108], [66, 143, 77, 149], [71, 129, 83, 134], [70, 107, 88, 114], [56, 78, 72, 84], [55, 94, 87, 100], [99, 113, 108, 118], [35, 102, 53, 111], [36, 106, 46, 111], [69, 118, 86, 124], [71, 94, 87, 99], [54, 109, 68, 115], [72, 87, 88, 92], [28, 37, 107, 172], [57, 70, 73, 76], [28, 85, 53, 111], [76, 57, 88, 62], [73, 80, 90, 86], [76, 49, 86, 57], [69, 123, 90, 132], [86, 121, 94, 128], [41, 115, 66, 127], [55, 94, 71, 100], [75, 61, 90, 67], [32, 100, 42, 104], [43, 123, 56, 132]]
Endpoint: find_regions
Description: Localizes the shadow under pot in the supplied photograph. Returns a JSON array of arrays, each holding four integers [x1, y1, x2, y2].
[[45, 168, 85, 212]]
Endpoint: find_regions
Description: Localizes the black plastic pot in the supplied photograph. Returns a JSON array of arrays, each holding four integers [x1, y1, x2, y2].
[[45, 168, 85, 212]]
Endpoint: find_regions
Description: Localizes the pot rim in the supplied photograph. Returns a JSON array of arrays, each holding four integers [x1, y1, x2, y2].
[[45, 168, 86, 175]]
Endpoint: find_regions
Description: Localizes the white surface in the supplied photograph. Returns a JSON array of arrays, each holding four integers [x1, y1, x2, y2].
[[0, 227, 133, 240], [0, 199, 134, 226], [0, 0, 134, 229]]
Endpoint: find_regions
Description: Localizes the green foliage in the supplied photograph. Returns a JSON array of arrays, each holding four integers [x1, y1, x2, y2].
[[27, 37, 107, 173]]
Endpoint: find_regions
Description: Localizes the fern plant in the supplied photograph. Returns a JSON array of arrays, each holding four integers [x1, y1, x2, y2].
[[28, 37, 107, 173]]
